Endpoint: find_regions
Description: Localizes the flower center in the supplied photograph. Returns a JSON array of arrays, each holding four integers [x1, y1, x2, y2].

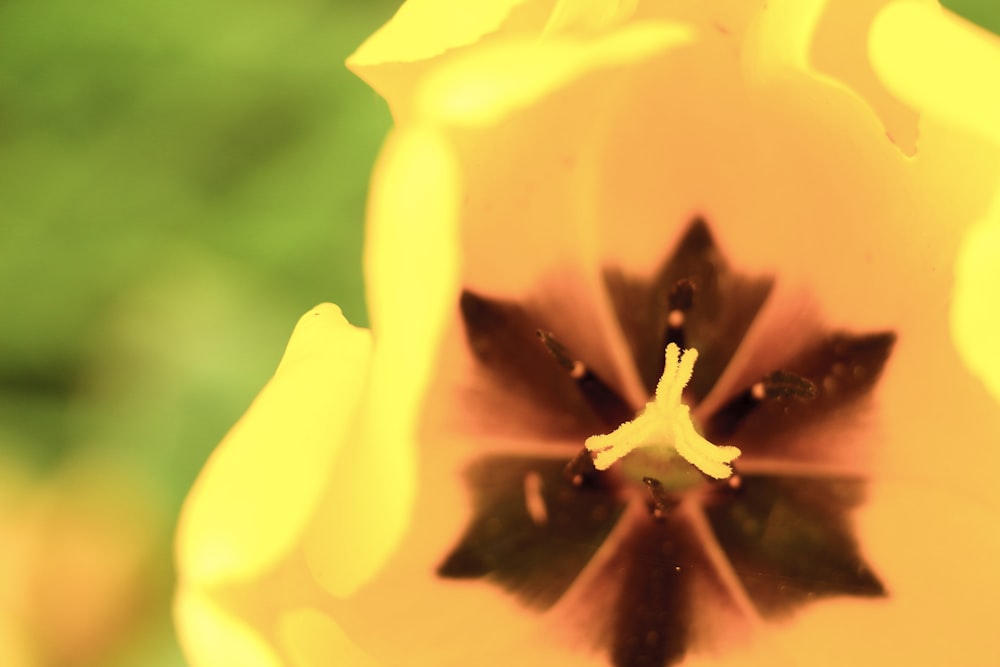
[[539, 317, 820, 516], [439, 220, 896, 667], [584, 343, 741, 485]]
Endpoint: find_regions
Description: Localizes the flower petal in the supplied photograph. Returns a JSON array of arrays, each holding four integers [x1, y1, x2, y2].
[[177, 304, 371, 588], [604, 219, 773, 399], [598, 507, 754, 664], [363, 128, 460, 423], [542, 0, 639, 35], [277, 608, 381, 667], [771, 480, 1000, 665], [869, 2, 1000, 146], [743, 0, 933, 154], [417, 22, 692, 128], [705, 475, 884, 618], [953, 217, 1000, 404], [437, 455, 626, 609], [347, 0, 556, 116], [301, 127, 459, 599], [811, 0, 939, 154], [450, 289, 625, 440], [349, 0, 541, 68], [410, 23, 696, 413], [175, 589, 283, 667], [714, 331, 895, 470], [579, 8, 1000, 488], [869, 2, 1000, 405]]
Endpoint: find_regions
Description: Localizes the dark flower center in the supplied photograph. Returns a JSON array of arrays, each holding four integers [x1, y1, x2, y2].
[[438, 219, 895, 667]]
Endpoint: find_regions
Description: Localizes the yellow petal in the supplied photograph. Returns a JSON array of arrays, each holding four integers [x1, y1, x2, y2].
[[348, 0, 556, 116], [953, 214, 1000, 405], [869, 3, 1000, 405], [774, 480, 1000, 665], [301, 128, 459, 599], [350, 0, 535, 68], [364, 126, 460, 498], [417, 21, 692, 127], [870, 2, 1000, 145], [636, 0, 764, 41], [742, 0, 934, 155], [590, 19, 999, 491], [541, 0, 638, 36], [278, 608, 381, 667], [0, 617, 33, 667], [404, 22, 695, 412], [364, 128, 461, 351], [177, 304, 372, 588], [175, 589, 282, 667]]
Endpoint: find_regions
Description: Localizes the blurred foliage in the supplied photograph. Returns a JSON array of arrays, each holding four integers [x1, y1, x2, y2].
[[0, 0, 996, 665], [947, 0, 1000, 35], [0, 0, 396, 664]]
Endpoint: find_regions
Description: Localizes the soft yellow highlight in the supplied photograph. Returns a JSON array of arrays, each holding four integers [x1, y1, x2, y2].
[[870, 3, 1000, 146], [743, 0, 825, 79], [348, 0, 531, 68], [870, 3, 1000, 405], [418, 22, 692, 126], [743, 0, 927, 154], [175, 590, 283, 667], [953, 219, 1000, 404], [586, 344, 741, 479], [541, 0, 638, 36], [278, 609, 382, 667], [303, 127, 461, 598], [177, 304, 372, 588]]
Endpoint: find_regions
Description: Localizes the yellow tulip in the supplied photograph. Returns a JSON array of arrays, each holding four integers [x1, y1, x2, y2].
[[176, 1, 1000, 666]]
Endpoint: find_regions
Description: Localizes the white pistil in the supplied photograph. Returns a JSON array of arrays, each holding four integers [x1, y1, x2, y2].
[[585, 343, 741, 479]]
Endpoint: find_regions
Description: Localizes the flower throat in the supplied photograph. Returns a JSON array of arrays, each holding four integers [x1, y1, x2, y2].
[[438, 219, 895, 667]]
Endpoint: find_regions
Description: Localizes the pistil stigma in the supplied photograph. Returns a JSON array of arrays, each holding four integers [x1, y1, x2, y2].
[[585, 343, 741, 480]]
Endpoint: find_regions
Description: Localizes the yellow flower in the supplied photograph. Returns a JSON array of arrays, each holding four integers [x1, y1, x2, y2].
[[176, 1, 1000, 666]]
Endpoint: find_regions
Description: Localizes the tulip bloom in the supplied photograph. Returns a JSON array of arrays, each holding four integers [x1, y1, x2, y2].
[[176, 1, 1000, 666]]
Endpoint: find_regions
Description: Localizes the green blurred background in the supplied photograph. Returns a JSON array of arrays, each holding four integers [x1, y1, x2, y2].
[[0, 1, 995, 665]]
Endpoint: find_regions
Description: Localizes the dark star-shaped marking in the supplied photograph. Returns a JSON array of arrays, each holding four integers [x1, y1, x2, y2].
[[438, 219, 894, 667]]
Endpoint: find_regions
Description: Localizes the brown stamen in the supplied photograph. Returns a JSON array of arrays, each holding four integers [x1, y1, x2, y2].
[[642, 477, 679, 520], [663, 278, 695, 353], [536, 329, 635, 428], [705, 371, 817, 440]]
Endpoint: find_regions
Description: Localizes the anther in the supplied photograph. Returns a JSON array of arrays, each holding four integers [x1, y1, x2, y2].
[[564, 448, 596, 487], [536, 330, 577, 373], [536, 329, 634, 427], [642, 477, 678, 519], [763, 371, 818, 400], [705, 370, 817, 440], [668, 279, 695, 311], [664, 279, 695, 351]]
